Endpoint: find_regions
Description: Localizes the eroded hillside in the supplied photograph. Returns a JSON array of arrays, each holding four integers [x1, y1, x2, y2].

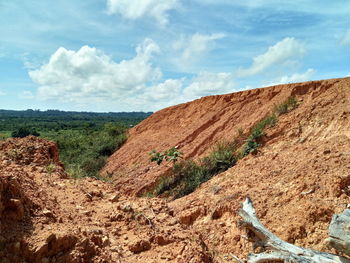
[[102, 77, 350, 196], [1, 77, 350, 262]]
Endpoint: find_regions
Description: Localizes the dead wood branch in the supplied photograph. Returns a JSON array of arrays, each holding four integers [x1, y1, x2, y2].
[[326, 209, 350, 256], [238, 197, 350, 263]]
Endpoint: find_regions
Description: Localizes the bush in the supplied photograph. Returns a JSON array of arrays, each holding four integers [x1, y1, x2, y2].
[[11, 127, 40, 138], [149, 141, 237, 198], [275, 96, 298, 115], [202, 140, 237, 174], [172, 160, 208, 198], [149, 147, 183, 165], [242, 113, 277, 155]]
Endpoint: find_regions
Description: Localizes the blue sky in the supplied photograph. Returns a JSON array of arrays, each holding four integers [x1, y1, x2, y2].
[[0, 0, 349, 112]]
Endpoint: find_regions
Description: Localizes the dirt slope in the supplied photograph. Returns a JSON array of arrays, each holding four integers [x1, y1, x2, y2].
[[1, 77, 350, 262], [102, 77, 350, 196], [0, 137, 211, 262], [169, 78, 350, 258]]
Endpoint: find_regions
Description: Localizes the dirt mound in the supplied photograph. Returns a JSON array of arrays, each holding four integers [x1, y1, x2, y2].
[[166, 77, 350, 259], [0, 137, 211, 263], [0, 136, 63, 168], [102, 77, 350, 196]]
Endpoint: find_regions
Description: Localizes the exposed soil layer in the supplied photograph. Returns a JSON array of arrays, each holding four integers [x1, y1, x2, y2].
[[1, 77, 350, 262], [102, 77, 350, 196]]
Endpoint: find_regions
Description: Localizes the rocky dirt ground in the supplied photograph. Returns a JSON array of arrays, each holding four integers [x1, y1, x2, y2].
[[0, 137, 213, 262], [1, 77, 350, 262]]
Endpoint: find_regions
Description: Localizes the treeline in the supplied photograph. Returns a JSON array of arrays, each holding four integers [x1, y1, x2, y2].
[[0, 109, 152, 118], [0, 109, 152, 131]]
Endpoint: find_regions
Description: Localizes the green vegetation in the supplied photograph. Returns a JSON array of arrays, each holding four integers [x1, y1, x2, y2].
[[242, 113, 277, 155], [149, 147, 183, 165], [0, 109, 151, 179], [148, 96, 299, 198], [149, 141, 238, 198], [274, 96, 298, 115], [11, 127, 40, 138], [44, 125, 127, 178]]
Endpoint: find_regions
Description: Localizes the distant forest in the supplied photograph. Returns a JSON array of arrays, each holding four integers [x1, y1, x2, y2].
[[0, 109, 152, 131]]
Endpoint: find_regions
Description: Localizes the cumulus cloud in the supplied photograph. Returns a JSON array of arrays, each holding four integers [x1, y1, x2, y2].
[[0, 90, 5, 96], [263, 68, 315, 86], [138, 72, 234, 109], [237, 37, 306, 77], [144, 79, 183, 102], [174, 33, 225, 68], [29, 38, 237, 111], [29, 39, 161, 103], [340, 29, 350, 45], [106, 0, 178, 25], [183, 72, 234, 100]]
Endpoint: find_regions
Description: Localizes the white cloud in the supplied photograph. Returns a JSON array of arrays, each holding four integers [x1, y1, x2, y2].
[[129, 72, 234, 110], [174, 33, 225, 68], [183, 72, 234, 100], [106, 0, 178, 25], [19, 90, 35, 99], [29, 39, 161, 103], [0, 90, 5, 96], [29, 38, 237, 111], [340, 29, 350, 45], [237, 37, 306, 77], [144, 79, 183, 102], [263, 68, 315, 86], [22, 52, 41, 70]]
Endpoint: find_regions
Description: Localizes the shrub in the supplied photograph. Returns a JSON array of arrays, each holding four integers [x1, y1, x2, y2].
[[11, 127, 40, 138], [149, 141, 237, 198], [172, 160, 208, 198], [275, 96, 298, 115], [149, 147, 183, 165], [81, 155, 107, 178], [202, 140, 237, 174], [242, 113, 277, 155]]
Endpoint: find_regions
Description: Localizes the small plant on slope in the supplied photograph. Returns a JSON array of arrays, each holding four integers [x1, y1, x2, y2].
[[149, 147, 183, 166]]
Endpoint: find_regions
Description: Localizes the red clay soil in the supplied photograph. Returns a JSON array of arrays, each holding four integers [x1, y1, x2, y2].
[[1, 77, 350, 262], [0, 136, 212, 262], [102, 77, 350, 196]]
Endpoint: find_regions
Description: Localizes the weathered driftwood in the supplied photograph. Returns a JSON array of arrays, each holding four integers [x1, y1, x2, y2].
[[238, 197, 350, 263], [326, 209, 350, 256]]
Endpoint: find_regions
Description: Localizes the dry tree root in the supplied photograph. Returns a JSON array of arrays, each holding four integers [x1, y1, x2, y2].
[[238, 197, 350, 263], [326, 208, 350, 257]]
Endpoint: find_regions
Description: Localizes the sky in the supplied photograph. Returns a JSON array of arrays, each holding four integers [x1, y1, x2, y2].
[[0, 0, 350, 112]]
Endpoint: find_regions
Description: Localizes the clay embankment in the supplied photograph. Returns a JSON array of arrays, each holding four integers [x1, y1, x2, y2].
[[103, 77, 350, 196]]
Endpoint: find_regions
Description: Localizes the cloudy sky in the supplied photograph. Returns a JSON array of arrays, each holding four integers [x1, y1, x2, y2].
[[0, 1, 350, 112]]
